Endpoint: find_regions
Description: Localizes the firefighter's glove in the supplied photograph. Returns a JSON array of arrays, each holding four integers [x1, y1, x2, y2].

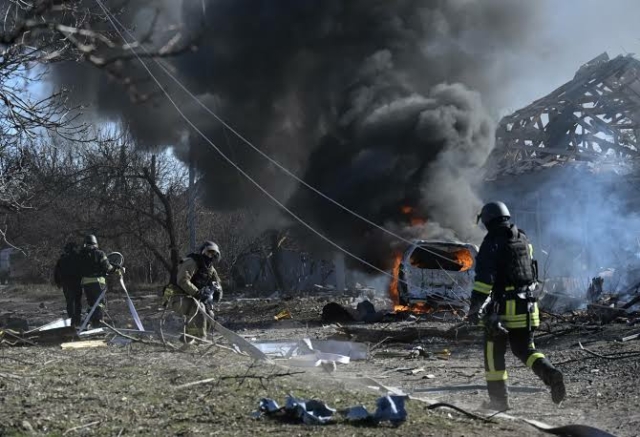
[[112, 266, 125, 277], [196, 287, 215, 311], [486, 313, 509, 337], [210, 281, 223, 303]]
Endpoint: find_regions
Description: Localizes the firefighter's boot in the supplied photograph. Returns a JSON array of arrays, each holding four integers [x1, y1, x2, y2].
[[532, 358, 566, 404], [482, 380, 511, 411]]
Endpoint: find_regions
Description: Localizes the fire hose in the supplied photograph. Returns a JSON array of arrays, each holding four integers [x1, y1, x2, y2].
[[77, 252, 145, 333]]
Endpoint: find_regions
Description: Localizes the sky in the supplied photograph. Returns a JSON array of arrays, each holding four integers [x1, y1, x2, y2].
[[500, 0, 640, 113]]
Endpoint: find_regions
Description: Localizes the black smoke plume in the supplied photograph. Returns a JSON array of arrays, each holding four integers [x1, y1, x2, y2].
[[51, 0, 542, 271]]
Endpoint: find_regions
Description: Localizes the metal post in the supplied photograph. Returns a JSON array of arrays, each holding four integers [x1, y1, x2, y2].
[[188, 141, 197, 253], [333, 252, 346, 291]]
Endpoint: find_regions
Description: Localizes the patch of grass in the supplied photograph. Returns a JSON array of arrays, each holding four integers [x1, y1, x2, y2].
[[0, 343, 541, 436]]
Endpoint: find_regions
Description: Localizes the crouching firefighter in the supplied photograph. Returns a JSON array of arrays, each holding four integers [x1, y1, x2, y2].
[[163, 241, 223, 343], [468, 201, 566, 410]]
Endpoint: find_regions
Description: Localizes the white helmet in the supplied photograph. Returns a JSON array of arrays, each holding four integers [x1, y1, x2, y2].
[[200, 241, 221, 261]]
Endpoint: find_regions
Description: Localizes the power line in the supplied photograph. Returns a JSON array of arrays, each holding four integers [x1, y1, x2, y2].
[[97, 3, 467, 268], [94, 0, 468, 300]]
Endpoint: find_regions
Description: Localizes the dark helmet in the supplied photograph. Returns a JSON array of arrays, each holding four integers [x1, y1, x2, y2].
[[84, 234, 98, 247], [63, 242, 78, 253], [199, 240, 221, 261], [477, 201, 511, 227]]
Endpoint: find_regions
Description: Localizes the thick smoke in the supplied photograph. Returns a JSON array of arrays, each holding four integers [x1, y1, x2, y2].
[[485, 165, 640, 294], [51, 0, 543, 271]]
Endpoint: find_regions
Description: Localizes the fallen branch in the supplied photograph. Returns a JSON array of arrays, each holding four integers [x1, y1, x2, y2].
[[175, 371, 305, 390], [63, 420, 101, 435], [339, 325, 478, 344], [578, 341, 640, 361], [369, 336, 393, 353], [219, 371, 306, 383], [101, 322, 178, 351], [175, 377, 216, 390]]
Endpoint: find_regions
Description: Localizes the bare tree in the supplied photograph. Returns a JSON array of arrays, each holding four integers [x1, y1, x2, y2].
[[0, 1, 195, 242]]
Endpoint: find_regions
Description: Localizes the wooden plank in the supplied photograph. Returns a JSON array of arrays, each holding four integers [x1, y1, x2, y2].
[[61, 340, 107, 350]]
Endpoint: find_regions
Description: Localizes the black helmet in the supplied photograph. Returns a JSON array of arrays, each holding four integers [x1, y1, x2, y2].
[[199, 240, 221, 261], [84, 234, 98, 247], [477, 201, 510, 227]]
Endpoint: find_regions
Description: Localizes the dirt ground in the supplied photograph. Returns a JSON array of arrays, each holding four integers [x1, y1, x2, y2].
[[1, 284, 639, 436]]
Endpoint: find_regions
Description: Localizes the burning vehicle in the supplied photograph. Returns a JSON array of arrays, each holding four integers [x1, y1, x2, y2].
[[390, 240, 477, 310]]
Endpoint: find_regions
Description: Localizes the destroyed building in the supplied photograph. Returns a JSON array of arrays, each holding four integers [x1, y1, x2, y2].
[[483, 53, 640, 303]]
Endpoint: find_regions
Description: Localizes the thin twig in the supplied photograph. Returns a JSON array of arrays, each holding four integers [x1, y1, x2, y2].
[[176, 371, 305, 390], [175, 377, 216, 390], [578, 341, 640, 360], [369, 336, 392, 352], [101, 321, 177, 350], [63, 420, 101, 435]]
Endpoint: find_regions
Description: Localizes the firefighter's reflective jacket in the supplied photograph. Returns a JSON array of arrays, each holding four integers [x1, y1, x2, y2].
[[163, 254, 222, 300], [471, 222, 539, 329], [79, 247, 113, 286]]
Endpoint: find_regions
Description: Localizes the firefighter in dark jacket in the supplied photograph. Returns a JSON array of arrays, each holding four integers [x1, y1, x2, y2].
[[53, 242, 83, 326], [468, 201, 565, 410], [79, 235, 120, 328], [163, 241, 223, 342]]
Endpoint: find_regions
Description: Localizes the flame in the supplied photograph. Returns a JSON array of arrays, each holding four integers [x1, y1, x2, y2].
[[388, 250, 434, 314], [452, 249, 474, 272], [410, 217, 426, 226], [410, 248, 474, 272], [401, 205, 413, 214], [393, 302, 433, 314], [388, 251, 402, 305], [401, 205, 426, 227]]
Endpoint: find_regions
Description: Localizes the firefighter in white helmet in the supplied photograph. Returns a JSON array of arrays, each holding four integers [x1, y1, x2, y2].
[[163, 241, 223, 343]]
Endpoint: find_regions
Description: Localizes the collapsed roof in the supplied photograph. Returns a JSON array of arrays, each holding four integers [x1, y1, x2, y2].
[[489, 52, 640, 177]]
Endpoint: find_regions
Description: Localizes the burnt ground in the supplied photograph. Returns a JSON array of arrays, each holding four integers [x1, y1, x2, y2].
[[0, 284, 639, 436]]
